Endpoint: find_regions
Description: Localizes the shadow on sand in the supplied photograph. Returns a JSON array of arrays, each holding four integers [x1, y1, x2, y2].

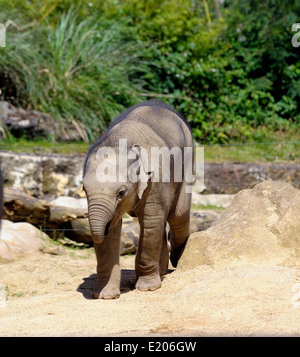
[[77, 269, 174, 299], [77, 269, 137, 299]]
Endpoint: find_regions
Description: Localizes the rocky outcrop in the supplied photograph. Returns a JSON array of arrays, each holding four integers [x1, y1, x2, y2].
[[0, 101, 88, 141], [178, 181, 300, 270], [0, 151, 85, 198], [2, 151, 300, 197], [203, 162, 300, 194]]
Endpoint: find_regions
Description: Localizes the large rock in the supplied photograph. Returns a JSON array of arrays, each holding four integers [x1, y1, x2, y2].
[[178, 181, 300, 270], [0, 220, 49, 261], [0, 100, 88, 141]]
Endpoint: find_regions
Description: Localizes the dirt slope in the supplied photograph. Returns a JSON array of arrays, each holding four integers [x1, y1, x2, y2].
[[0, 249, 299, 337]]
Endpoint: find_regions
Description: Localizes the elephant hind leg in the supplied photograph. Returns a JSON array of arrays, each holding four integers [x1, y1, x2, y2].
[[168, 189, 191, 268], [168, 218, 190, 268], [159, 229, 169, 276]]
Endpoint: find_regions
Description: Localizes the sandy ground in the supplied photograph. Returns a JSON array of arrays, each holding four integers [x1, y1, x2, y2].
[[0, 247, 299, 337]]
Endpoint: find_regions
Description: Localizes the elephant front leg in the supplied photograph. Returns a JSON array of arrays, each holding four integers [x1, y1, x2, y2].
[[135, 211, 167, 292], [93, 219, 122, 299]]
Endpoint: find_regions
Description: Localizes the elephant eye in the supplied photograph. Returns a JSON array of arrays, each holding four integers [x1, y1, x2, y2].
[[117, 189, 126, 199]]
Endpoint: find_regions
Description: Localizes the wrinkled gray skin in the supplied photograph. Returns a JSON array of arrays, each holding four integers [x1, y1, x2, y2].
[[83, 101, 194, 299]]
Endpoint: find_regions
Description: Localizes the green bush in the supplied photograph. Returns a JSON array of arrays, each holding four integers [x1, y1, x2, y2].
[[0, 0, 299, 143]]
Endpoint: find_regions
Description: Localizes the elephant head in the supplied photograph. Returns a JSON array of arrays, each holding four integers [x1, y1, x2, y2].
[[83, 144, 151, 244]]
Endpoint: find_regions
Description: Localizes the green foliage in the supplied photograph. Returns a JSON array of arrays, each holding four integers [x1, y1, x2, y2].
[[0, 6, 144, 140], [0, 0, 299, 143]]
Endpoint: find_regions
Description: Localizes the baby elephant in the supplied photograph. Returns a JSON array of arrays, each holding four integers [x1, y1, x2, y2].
[[83, 101, 194, 299]]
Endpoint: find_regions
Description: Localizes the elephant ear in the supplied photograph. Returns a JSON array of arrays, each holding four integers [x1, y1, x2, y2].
[[132, 144, 153, 199]]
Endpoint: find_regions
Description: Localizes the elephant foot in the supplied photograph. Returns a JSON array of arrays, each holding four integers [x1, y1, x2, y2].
[[136, 273, 161, 292], [92, 282, 120, 299]]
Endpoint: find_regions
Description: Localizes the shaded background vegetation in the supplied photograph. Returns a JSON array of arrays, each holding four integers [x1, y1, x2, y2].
[[0, 0, 299, 144]]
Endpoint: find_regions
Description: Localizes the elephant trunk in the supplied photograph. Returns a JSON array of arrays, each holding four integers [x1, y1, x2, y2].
[[88, 198, 115, 244]]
